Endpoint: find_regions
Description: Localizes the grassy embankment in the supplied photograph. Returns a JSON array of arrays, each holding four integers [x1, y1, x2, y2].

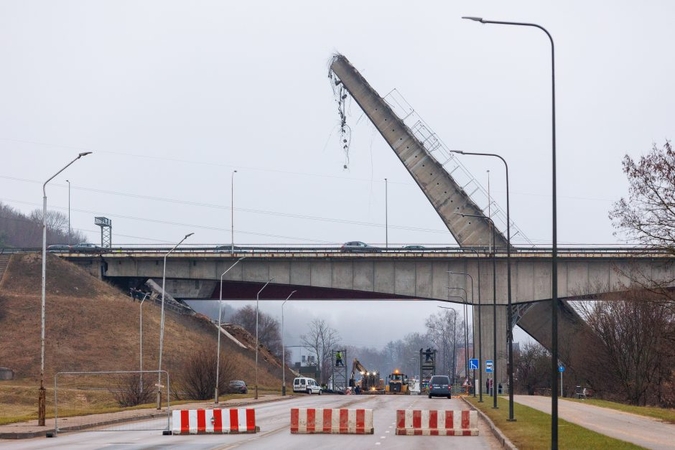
[[466, 395, 675, 449]]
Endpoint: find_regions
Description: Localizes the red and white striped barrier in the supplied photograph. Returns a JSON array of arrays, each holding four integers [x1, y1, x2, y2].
[[171, 408, 257, 435], [395, 409, 478, 436], [290, 408, 374, 434]]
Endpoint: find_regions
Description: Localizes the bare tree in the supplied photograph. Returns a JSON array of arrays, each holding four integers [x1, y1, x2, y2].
[[231, 305, 282, 357], [300, 319, 341, 384], [174, 348, 233, 400], [30, 209, 69, 235], [577, 289, 675, 406], [610, 141, 675, 250], [425, 308, 460, 381], [513, 341, 551, 395]]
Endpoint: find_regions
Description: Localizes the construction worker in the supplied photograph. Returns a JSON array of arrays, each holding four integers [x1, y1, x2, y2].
[[336, 351, 344, 366]]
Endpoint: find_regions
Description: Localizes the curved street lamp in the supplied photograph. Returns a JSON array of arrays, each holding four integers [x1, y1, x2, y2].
[[231, 170, 237, 253], [281, 290, 297, 396], [462, 16, 556, 442], [214, 257, 245, 403], [255, 278, 274, 399], [451, 150, 513, 415], [39, 151, 92, 426], [157, 232, 194, 409], [449, 271, 478, 398]]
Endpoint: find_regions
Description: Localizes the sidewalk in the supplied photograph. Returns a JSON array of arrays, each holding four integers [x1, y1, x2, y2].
[[0, 394, 289, 440], [512, 395, 675, 450]]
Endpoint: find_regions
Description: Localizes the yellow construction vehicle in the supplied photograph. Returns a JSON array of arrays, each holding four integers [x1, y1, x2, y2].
[[385, 369, 409, 394], [350, 359, 384, 394]]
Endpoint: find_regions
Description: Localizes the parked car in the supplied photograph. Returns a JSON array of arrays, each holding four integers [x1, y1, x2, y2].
[[293, 377, 322, 395], [340, 241, 381, 253], [428, 375, 452, 399], [71, 242, 101, 253], [403, 245, 426, 250], [228, 380, 248, 394]]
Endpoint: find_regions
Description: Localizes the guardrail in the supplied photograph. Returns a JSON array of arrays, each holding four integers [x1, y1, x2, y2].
[[4, 245, 673, 258]]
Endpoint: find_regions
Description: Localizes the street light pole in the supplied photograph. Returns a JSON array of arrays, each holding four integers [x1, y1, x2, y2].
[[461, 212, 498, 409], [449, 271, 476, 397], [231, 170, 237, 253], [448, 286, 469, 385], [215, 257, 245, 404], [157, 232, 194, 410], [384, 178, 388, 248], [66, 179, 71, 244], [450, 149, 514, 419], [462, 16, 556, 444], [140, 292, 149, 393], [282, 290, 297, 396], [255, 278, 273, 400], [39, 151, 91, 426]]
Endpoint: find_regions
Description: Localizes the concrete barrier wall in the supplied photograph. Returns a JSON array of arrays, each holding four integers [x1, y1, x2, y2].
[[291, 408, 373, 434], [396, 409, 478, 436], [171, 409, 257, 435]]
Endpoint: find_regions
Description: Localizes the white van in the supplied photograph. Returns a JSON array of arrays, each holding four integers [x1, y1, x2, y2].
[[293, 377, 322, 395]]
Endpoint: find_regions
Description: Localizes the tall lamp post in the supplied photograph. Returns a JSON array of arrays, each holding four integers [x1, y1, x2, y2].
[[215, 257, 245, 404], [462, 16, 556, 443], [66, 179, 71, 244], [39, 151, 92, 426], [451, 150, 514, 419], [448, 286, 469, 385], [139, 292, 149, 393], [157, 232, 194, 410], [384, 178, 388, 248], [449, 271, 477, 398], [281, 290, 297, 396], [231, 170, 237, 252], [255, 278, 274, 399]]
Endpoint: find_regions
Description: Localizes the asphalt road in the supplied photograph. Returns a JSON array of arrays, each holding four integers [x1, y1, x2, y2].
[[512, 395, 675, 450], [0, 394, 502, 450]]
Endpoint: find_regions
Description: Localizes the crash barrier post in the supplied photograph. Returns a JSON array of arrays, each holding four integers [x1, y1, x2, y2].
[[171, 409, 258, 435], [395, 409, 478, 436], [290, 408, 374, 434]]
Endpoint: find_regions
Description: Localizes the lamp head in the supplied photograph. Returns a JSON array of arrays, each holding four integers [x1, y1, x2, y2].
[[462, 16, 484, 23], [78, 151, 93, 157], [185, 232, 194, 239]]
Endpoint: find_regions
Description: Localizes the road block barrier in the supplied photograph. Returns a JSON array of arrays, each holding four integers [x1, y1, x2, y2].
[[395, 409, 478, 436], [171, 408, 257, 435], [291, 408, 374, 434]]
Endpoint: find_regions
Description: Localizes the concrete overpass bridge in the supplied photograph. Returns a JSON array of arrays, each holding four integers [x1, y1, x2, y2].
[[54, 52, 675, 386], [65, 245, 675, 386]]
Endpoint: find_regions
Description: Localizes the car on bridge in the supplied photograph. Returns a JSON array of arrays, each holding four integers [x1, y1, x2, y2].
[[47, 244, 71, 252], [70, 243, 101, 253], [340, 241, 381, 253], [403, 245, 426, 250]]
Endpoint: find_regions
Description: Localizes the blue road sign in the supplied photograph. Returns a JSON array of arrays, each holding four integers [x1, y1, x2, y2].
[[469, 358, 479, 370], [559, 364, 565, 372], [485, 360, 493, 373]]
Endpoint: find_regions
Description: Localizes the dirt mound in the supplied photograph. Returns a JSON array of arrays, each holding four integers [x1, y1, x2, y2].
[[0, 254, 290, 388], [0, 253, 116, 298]]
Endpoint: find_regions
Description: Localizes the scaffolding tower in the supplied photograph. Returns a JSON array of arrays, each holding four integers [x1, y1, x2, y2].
[[331, 349, 348, 393]]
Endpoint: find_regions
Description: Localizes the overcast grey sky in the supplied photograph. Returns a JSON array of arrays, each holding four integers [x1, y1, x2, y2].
[[2, 1, 673, 348]]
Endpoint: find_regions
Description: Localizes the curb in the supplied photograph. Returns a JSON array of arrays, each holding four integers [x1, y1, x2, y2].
[[461, 397, 517, 449], [0, 395, 292, 440]]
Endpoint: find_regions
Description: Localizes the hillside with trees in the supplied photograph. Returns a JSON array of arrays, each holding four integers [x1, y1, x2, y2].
[[0, 201, 87, 248]]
